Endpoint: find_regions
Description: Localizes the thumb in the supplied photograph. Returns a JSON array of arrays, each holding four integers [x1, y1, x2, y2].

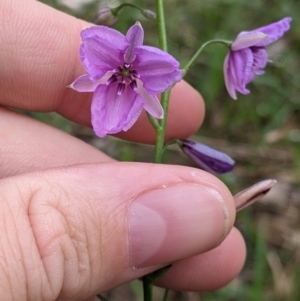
[[0, 162, 235, 300]]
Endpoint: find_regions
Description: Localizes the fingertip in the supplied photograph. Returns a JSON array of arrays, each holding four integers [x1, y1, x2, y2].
[[155, 227, 246, 291], [128, 183, 231, 268]]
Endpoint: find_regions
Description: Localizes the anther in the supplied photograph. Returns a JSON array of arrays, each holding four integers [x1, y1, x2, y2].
[[130, 80, 138, 91], [117, 83, 126, 95], [106, 75, 118, 85]]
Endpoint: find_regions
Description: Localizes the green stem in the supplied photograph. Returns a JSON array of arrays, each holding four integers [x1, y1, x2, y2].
[[152, 0, 170, 164], [182, 39, 232, 76], [156, 0, 168, 51], [154, 90, 171, 163], [97, 294, 109, 301], [147, 113, 161, 132], [143, 2, 169, 301], [162, 289, 169, 301], [111, 3, 143, 15], [162, 138, 180, 153], [143, 265, 172, 301], [142, 276, 153, 301], [110, 3, 156, 22]]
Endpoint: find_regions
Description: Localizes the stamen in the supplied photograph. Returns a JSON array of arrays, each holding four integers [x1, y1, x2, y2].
[[124, 63, 131, 69], [117, 83, 126, 95], [130, 80, 138, 91], [130, 70, 140, 78], [106, 75, 117, 85]]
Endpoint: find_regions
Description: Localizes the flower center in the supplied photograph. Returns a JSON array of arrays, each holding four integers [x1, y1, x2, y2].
[[106, 64, 139, 95]]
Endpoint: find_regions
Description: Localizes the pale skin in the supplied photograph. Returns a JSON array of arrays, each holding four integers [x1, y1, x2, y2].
[[0, 0, 246, 300]]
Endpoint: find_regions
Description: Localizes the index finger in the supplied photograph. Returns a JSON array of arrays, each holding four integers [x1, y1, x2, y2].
[[0, 0, 204, 142]]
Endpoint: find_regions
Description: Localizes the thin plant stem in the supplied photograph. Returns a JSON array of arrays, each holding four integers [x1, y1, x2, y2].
[[111, 3, 144, 15], [97, 294, 109, 301], [182, 39, 231, 75], [147, 113, 161, 132], [162, 138, 179, 153], [154, 90, 171, 163], [162, 289, 169, 301], [152, 0, 170, 164], [143, 276, 153, 301], [110, 3, 156, 22], [143, 265, 172, 301], [142, 2, 169, 301], [156, 0, 168, 51]]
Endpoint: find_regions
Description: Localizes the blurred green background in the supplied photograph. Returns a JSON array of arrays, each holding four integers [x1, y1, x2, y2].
[[37, 0, 300, 300]]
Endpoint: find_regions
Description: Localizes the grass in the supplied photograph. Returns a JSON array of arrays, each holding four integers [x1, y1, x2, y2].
[[37, 0, 300, 300]]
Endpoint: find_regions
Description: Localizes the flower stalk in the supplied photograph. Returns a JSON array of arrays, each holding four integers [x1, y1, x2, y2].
[[147, 113, 161, 132], [153, 0, 171, 163], [110, 3, 156, 22], [182, 39, 231, 76], [142, 276, 153, 301], [142, 265, 172, 301], [154, 90, 171, 163], [142, 1, 171, 300], [156, 0, 168, 52]]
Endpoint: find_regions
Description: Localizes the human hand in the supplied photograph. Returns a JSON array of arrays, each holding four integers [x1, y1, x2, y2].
[[0, 0, 246, 300]]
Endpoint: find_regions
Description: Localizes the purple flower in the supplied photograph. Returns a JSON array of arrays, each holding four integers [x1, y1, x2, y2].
[[69, 23, 182, 137], [179, 140, 235, 174], [224, 17, 292, 99]]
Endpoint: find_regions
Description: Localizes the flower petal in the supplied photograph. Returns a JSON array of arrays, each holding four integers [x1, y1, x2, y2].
[[231, 32, 268, 51], [91, 83, 144, 137], [134, 46, 182, 94], [246, 17, 292, 47], [124, 22, 144, 64], [247, 48, 267, 83], [68, 71, 114, 92], [80, 26, 127, 79], [180, 140, 235, 174], [232, 49, 254, 93], [81, 25, 127, 50], [223, 53, 237, 100], [223, 48, 255, 98], [136, 79, 163, 119], [68, 74, 98, 92]]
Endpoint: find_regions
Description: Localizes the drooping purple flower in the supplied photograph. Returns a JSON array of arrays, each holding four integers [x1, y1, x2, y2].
[[69, 22, 182, 137], [179, 140, 235, 174], [224, 17, 292, 99]]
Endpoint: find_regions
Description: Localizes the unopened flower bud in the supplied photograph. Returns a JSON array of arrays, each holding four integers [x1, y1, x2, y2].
[[141, 9, 157, 21], [234, 179, 277, 211], [179, 140, 235, 174], [95, 7, 117, 26]]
